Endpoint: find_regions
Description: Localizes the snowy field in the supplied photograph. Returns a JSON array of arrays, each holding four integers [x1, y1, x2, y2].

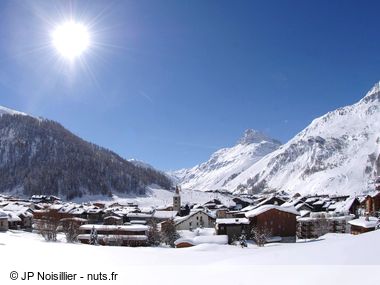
[[74, 187, 236, 208], [1, 230, 380, 285]]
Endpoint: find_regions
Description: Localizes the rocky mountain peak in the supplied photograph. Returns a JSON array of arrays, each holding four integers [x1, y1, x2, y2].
[[361, 81, 380, 103], [237, 129, 280, 145]]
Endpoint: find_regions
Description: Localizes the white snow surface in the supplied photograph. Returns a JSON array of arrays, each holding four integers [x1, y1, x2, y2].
[[1, 230, 380, 285], [348, 217, 379, 228], [245, 205, 299, 218], [171, 129, 281, 191]]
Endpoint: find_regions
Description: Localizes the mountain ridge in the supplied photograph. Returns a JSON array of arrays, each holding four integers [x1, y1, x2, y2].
[[0, 109, 172, 200], [171, 129, 281, 191]]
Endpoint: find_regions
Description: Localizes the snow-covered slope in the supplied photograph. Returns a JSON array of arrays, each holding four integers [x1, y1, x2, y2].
[[0, 105, 172, 199], [226, 82, 380, 196], [0, 105, 27, 116], [1, 230, 380, 285], [171, 129, 281, 191]]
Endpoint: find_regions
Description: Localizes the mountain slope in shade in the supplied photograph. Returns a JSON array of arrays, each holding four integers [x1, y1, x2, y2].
[[226, 82, 380, 196], [0, 109, 172, 200], [171, 129, 281, 191]]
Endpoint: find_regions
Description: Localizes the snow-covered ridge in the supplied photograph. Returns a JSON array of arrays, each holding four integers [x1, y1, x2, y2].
[[0, 105, 28, 117], [225, 81, 380, 196], [238, 129, 281, 145], [171, 129, 281, 191]]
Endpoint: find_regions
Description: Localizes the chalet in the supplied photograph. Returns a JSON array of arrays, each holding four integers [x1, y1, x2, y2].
[[297, 212, 353, 239], [2, 203, 34, 229], [78, 224, 148, 246], [86, 208, 104, 224], [363, 192, 380, 215], [328, 197, 360, 216], [348, 217, 379, 235], [103, 215, 123, 225], [245, 205, 299, 242], [0, 210, 8, 231], [215, 218, 250, 243], [68, 207, 87, 220], [5, 212, 22, 229], [174, 210, 216, 231]]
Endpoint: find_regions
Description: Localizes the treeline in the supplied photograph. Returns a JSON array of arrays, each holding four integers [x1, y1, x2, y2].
[[0, 114, 172, 199]]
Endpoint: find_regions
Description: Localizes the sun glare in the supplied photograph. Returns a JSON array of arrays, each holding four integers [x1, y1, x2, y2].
[[52, 21, 90, 60]]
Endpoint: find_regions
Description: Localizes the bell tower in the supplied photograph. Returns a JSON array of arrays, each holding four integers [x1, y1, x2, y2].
[[173, 185, 181, 212]]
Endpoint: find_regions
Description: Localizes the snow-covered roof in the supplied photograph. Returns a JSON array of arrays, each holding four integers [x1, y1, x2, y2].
[[129, 220, 147, 225], [5, 211, 22, 222], [245, 205, 299, 218], [79, 224, 148, 232], [369, 191, 380, 198], [49, 204, 63, 211], [348, 217, 379, 229], [126, 212, 152, 219], [60, 217, 87, 223], [332, 197, 357, 214], [294, 202, 312, 210], [78, 234, 148, 241], [104, 216, 122, 220], [281, 198, 302, 207], [152, 210, 178, 219], [2, 203, 31, 213], [0, 210, 8, 219], [216, 218, 249, 225], [174, 235, 228, 246]]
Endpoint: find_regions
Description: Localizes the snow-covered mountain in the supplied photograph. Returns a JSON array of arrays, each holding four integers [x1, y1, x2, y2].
[[225, 82, 380, 196], [0, 107, 172, 199], [171, 129, 281, 191]]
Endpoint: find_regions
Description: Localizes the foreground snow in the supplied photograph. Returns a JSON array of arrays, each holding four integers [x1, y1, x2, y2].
[[1, 230, 380, 284]]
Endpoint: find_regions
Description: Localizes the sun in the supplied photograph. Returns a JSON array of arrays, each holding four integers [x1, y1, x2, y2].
[[52, 21, 90, 60]]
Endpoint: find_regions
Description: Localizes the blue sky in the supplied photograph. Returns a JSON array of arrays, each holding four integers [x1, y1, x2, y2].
[[0, 0, 380, 170]]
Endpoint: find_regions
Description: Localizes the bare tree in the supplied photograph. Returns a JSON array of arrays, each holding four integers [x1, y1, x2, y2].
[[250, 225, 271, 247], [34, 209, 60, 242], [60, 218, 85, 243], [161, 219, 179, 248], [147, 219, 161, 246]]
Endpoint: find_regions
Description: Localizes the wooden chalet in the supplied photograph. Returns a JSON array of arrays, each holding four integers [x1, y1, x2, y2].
[[245, 205, 299, 242], [348, 216, 379, 235], [363, 192, 380, 216], [215, 218, 250, 243], [0, 210, 8, 231]]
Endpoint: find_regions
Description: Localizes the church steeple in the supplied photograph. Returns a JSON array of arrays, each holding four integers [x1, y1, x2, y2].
[[173, 185, 181, 212]]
